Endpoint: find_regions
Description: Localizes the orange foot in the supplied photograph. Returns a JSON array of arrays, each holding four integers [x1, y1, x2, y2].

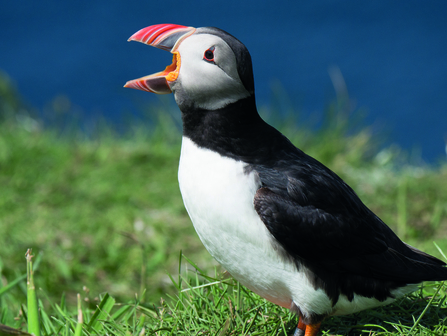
[[293, 318, 321, 336]]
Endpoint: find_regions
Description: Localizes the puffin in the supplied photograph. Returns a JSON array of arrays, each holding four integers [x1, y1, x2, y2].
[[124, 24, 447, 336]]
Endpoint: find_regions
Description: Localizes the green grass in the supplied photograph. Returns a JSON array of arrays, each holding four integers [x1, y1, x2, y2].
[[1, 71, 447, 334], [1, 252, 447, 335]]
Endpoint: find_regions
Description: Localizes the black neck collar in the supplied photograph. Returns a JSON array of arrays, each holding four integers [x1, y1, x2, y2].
[[181, 97, 296, 163]]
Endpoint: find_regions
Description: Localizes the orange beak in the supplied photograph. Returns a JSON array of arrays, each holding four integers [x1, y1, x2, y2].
[[124, 24, 196, 94]]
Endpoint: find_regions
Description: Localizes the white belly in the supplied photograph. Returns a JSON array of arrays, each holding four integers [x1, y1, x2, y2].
[[177, 136, 412, 318], [178, 137, 331, 315]]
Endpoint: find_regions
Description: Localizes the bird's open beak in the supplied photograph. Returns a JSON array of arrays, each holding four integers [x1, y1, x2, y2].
[[124, 24, 196, 94]]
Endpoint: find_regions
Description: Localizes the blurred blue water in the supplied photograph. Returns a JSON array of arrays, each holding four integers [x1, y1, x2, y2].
[[1, 1, 446, 162]]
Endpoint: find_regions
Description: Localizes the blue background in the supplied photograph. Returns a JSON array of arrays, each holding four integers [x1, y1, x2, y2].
[[1, 1, 446, 162]]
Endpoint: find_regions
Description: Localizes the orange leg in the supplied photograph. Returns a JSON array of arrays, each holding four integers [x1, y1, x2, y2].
[[304, 323, 321, 336], [293, 318, 306, 336], [293, 319, 321, 336]]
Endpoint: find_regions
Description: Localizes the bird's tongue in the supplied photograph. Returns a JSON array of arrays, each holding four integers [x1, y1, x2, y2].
[[124, 52, 179, 94], [124, 24, 195, 94]]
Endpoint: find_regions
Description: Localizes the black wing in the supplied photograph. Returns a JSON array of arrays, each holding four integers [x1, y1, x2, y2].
[[252, 153, 447, 302]]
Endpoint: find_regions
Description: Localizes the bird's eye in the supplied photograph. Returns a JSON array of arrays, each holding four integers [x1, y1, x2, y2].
[[203, 47, 215, 63]]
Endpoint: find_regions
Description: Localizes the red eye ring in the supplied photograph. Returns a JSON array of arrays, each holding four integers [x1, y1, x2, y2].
[[203, 46, 215, 63]]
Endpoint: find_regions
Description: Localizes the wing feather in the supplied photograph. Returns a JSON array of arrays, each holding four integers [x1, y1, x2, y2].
[[253, 186, 447, 302]]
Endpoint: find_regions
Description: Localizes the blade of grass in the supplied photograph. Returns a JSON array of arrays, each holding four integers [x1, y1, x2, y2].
[[54, 304, 75, 331], [38, 300, 57, 335], [0, 275, 26, 297], [87, 293, 115, 333], [166, 272, 179, 290], [408, 281, 445, 334], [242, 308, 260, 335], [217, 317, 231, 336], [178, 250, 183, 291], [74, 294, 83, 336], [434, 242, 447, 261], [180, 280, 233, 293], [180, 254, 205, 275], [25, 249, 40, 336], [59, 292, 66, 312], [111, 304, 132, 321]]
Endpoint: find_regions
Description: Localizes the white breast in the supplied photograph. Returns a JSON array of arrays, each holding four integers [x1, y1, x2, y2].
[[177, 136, 409, 318], [178, 137, 332, 316]]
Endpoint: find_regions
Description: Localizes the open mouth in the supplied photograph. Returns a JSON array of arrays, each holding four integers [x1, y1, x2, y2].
[[162, 52, 181, 82], [124, 52, 180, 94], [124, 24, 195, 94]]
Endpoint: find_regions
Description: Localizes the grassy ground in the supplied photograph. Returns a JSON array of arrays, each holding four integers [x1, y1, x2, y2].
[[1, 74, 447, 334]]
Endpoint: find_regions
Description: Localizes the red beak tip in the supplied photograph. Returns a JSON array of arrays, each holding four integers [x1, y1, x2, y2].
[[127, 33, 139, 42]]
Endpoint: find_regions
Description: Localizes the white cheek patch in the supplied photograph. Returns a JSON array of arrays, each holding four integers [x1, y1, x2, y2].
[[175, 34, 251, 110]]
